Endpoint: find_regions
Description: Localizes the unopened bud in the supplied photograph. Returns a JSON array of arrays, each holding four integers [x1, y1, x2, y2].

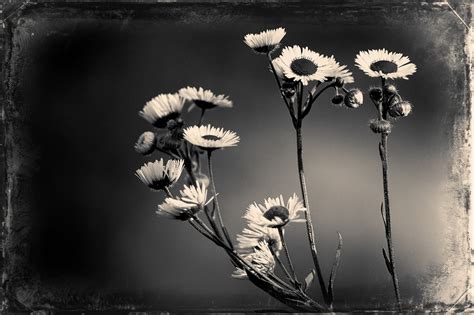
[[383, 84, 398, 95], [344, 89, 363, 108], [157, 133, 182, 151], [369, 87, 383, 103], [389, 101, 412, 118], [281, 81, 296, 98], [134, 131, 156, 155], [369, 119, 392, 134], [331, 94, 344, 105], [335, 77, 345, 88]]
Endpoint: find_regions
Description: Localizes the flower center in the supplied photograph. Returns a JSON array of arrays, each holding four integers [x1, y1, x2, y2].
[[290, 58, 318, 76], [370, 60, 398, 74], [202, 135, 221, 141], [263, 206, 289, 223]]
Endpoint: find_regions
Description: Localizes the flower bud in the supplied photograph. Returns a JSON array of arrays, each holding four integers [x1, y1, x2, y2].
[[383, 84, 398, 95], [134, 131, 156, 155], [369, 119, 392, 134], [157, 132, 182, 151], [167, 118, 184, 131], [281, 81, 296, 98], [369, 87, 383, 103], [331, 94, 344, 105], [388, 101, 412, 118], [344, 89, 363, 108]]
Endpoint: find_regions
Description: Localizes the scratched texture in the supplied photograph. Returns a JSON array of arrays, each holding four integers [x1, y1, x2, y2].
[[0, 0, 472, 312]]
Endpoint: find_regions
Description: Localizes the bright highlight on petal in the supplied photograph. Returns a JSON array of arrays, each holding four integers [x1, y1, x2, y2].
[[355, 49, 417, 80], [183, 124, 240, 150], [135, 158, 184, 190], [273, 45, 336, 85], [139, 93, 185, 128], [244, 27, 286, 54], [179, 86, 233, 111]]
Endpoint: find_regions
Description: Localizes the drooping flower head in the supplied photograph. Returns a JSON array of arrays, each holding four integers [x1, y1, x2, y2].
[[355, 49, 417, 80], [232, 241, 276, 279], [179, 86, 233, 111], [325, 57, 354, 84], [183, 124, 240, 151], [244, 27, 286, 54], [134, 131, 157, 155], [236, 222, 282, 254], [157, 182, 213, 220], [243, 193, 306, 228], [135, 159, 184, 190], [139, 93, 185, 128], [273, 45, 335, 85]]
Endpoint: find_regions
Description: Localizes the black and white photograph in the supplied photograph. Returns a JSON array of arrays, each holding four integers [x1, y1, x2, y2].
[[0, 0, 473, 312]]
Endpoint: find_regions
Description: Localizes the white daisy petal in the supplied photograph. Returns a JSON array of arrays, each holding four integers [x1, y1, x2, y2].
[[135, 158, 184, 190], [183, 124, 240, 150], [244, 27, 286, 54], [355, 49, 417, 80], [139, 93, 185, 128], [179, 86, 233, 110]]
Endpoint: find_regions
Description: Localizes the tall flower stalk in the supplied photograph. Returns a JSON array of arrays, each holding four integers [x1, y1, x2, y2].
[[356, 49, 417, 311]]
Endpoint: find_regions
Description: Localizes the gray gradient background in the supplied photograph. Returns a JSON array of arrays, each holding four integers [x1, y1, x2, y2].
[[21, 7, 467, 310]]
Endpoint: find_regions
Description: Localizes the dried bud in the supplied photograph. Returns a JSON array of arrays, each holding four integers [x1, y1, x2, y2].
[[335, 77, 345, 88], [157, 132, 182, 151], [344, 89, 363, 108], [383, 84, 398, 95], [281, 81, 297, 98], [134, 131, 156, 155], [369, 87, 383, 103], [389, 101, 412, 118], [331, 94, 344, 105], [369, 119, 392, 134]]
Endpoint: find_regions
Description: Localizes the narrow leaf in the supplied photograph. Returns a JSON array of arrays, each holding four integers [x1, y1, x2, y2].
[[303, 269, 316, 292], [380, 202, 387, 228], [382, 248, 393, 275], [327, 232, 343, 304]]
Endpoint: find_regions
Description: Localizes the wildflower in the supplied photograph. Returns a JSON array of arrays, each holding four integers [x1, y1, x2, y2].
[[355, 49, 417, 80], [179, 86, 232, 111], [183, 124, 240, 151], [243, 193, 306, 228], [135, 159, 184, 190], [232, 241, 276, 279], [244, 27, 286, 54], [273, 45, 335, 85], [139, 93, 185, 128]]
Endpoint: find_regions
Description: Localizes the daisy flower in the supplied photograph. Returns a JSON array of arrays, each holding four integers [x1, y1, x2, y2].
[[244, 27, 286, 54], [139, 93, 185, 128], [179, 86, 233, 111], [183, 124, 240, 151], [243, 193, 306, 228], [232, 241, 276, 279], [134, 131, 156, 155], [325, 57, 354, 84], [236, 222, 282, 254], [157, 182, 213, 220], [273, 45, 335, 85], [135, 158, 184, 190], [355, 49, 417, 80]]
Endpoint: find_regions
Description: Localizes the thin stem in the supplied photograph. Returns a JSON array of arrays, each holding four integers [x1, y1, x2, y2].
[[296, 125, 330, 305], [198, 108, 206, 126], [380, 134, 402, 311], [278, 227, 300, 287], [302, 82, 336, 118], [270, 247, 294, 285], [294, 82, 330, 305], [207, 150, 234, 249], [164, 187, 173, 198], [266, 53, 297, 126]]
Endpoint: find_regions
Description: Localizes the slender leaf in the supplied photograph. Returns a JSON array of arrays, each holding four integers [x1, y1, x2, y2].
[[382, 248, 393, 275], [380, 202, 386, 228], [327, 232, 343, 304]]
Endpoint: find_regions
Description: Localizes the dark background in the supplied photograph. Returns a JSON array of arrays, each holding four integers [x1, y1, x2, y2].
[[4, 1, 470, 311]]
